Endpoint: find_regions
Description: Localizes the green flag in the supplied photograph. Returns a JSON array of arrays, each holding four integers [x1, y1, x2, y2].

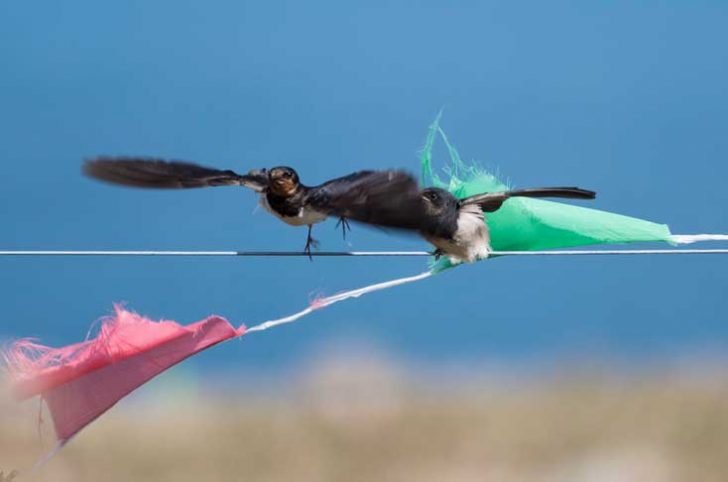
[[420, 116, 675, 270]]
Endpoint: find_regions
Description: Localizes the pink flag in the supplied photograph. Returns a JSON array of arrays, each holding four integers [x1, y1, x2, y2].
[[4, 306, 245, 446], [2, 269, 432, 462]]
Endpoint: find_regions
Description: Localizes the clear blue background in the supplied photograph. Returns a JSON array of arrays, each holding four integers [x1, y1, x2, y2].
[[1, 1, 726, 373]]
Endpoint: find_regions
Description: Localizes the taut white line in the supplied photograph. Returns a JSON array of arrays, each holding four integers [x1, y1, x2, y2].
[[1, 249, 727, 257]]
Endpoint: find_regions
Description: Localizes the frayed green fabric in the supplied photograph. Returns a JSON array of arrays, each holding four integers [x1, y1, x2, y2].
[[420, 115, 673, 272]]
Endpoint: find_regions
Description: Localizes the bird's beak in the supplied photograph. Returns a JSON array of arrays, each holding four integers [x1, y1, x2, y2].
[[240, 168, 268, 192]]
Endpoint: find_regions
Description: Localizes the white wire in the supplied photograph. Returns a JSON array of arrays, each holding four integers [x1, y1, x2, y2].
[[0, 250, 430, 257], [1, 249, 727, 257]]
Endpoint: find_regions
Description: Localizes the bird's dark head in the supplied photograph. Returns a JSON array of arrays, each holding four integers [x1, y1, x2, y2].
[[421, 187, 459, 216], [267, 166, 300, 196]]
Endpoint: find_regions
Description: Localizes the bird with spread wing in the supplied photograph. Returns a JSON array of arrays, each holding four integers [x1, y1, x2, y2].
[[83, 157, 422, 257]]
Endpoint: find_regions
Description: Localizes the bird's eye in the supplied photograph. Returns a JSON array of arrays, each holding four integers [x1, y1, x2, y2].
[[283, 171, 292, 178]]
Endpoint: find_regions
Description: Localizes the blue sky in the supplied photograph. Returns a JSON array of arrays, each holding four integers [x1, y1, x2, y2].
[[1, 1, 727, 372]]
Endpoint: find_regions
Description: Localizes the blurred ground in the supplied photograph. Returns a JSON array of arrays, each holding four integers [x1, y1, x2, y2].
[[2, 353, 728, 482]]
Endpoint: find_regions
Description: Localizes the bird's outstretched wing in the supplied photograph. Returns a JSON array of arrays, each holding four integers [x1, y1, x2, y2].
[[83, 157, 267, 191], [461, 187, 596, 212], [307, 170, 431, 230]]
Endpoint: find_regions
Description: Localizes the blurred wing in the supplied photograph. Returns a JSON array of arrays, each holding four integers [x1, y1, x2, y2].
[[83, 157, 267, 191], [462, 187, 597, 212], [307, 170, 431, 231]]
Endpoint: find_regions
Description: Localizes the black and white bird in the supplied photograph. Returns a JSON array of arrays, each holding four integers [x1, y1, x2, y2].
[[413, 186, 597, 264], [83, 157, 420, 256]]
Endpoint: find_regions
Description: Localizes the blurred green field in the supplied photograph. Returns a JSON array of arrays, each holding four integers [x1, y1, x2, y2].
[[2, 356, 728, 482]]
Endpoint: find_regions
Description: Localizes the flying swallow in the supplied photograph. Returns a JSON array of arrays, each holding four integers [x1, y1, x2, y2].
[[83, 157, 419, 256], [413, 186, 597, 263]]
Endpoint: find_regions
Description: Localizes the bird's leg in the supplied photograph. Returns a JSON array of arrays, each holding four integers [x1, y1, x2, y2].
[[343, 217, 351, 237], [335, 217, 351, 240], [304, 224, 319, 261], [432, 248, 443, 260]]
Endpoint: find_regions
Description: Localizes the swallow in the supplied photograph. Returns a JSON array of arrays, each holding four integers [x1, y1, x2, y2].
[[415, 186, 597, 263], [83, 157, 420, 256]]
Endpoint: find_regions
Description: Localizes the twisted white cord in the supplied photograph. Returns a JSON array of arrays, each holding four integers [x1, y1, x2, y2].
[[245, 271, 433, 333]]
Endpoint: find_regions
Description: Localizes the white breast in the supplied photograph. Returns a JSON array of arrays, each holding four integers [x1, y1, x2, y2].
[[449, 205, 491, 263], [259, 195, 328, 226]]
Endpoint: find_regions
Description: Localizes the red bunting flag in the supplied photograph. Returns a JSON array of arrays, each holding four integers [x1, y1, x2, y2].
[[4, 306, 245, 446]]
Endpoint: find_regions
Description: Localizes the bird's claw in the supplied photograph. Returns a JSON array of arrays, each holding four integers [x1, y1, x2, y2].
[[335, 217, 351, 240], [432, 249, 443, 260], [304, 237, 320, 261]]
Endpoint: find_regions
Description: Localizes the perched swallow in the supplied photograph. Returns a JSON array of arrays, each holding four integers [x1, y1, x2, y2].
[[415, 186, 597, 263], [83, 157, 420, 256]]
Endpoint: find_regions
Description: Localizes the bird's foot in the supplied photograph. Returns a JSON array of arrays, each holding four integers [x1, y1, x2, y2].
[[335, 217, 352, 240], [304, 236, 320, 261], [431, 249, 444, 260]]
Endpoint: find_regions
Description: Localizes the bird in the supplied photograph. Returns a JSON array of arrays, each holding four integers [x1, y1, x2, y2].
[[413, 186, 597, 263], [83, 157, 421, 256]]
